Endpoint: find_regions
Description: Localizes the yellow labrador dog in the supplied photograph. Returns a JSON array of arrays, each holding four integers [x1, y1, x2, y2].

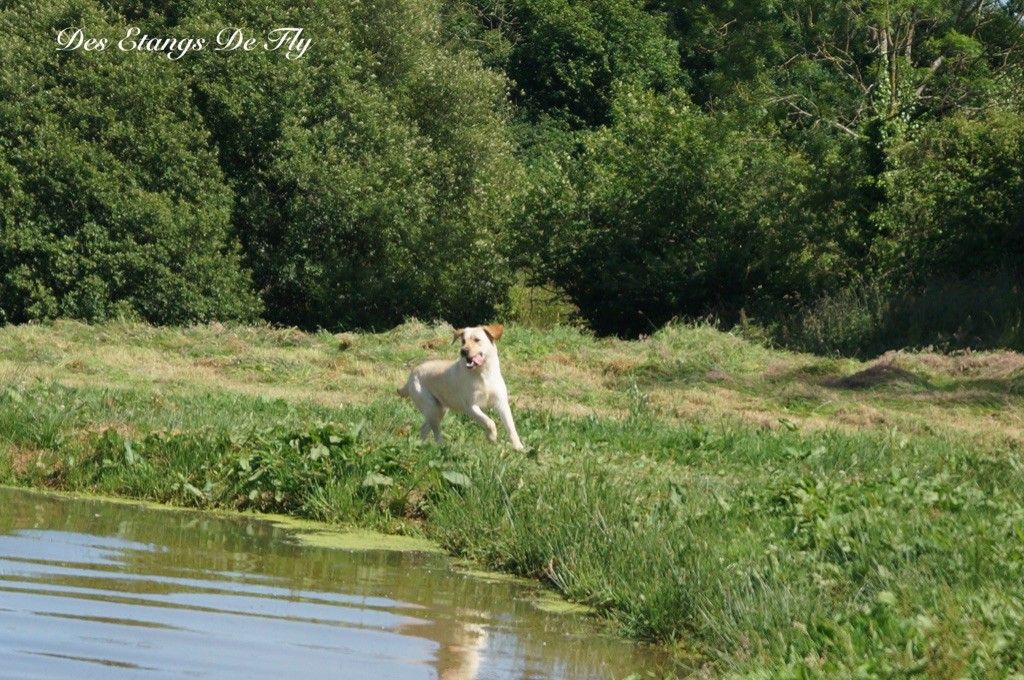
[[398, 324, 524, 450]]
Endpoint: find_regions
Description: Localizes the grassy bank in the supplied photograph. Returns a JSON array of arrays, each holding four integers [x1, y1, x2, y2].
[[1, 320, 1023, 676]]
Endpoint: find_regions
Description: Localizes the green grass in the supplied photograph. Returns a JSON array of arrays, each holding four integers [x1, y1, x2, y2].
[[1, 320, 1023, 677]]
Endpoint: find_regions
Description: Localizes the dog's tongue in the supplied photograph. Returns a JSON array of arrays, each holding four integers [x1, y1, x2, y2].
[[471, 354, 485, 367]]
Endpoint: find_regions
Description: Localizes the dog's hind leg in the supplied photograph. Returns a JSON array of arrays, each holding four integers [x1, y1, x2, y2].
[[419, 405, 447, 443], [413, 391, 447, 443], [430, 407, 448, 442]]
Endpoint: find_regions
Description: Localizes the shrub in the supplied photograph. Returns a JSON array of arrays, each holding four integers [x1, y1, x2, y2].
[[516, 89, 845, 337], [0, 1, 260, 325], [780, 271, 1024, 356], [874, 110, 1024, 292], [177, 0, 522, 330]]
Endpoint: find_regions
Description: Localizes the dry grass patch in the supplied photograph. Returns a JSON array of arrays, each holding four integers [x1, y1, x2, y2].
[[4, 443, 46, 477], [904, 349, 1024, 378], [419, 335, 448, 351], [3, 319, 1024, 443], [601, 358, 639, 376], [823, 361, 931, 390]]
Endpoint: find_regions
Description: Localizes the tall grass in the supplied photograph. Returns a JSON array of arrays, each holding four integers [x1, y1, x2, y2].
[[428, 416, 1024, 673]]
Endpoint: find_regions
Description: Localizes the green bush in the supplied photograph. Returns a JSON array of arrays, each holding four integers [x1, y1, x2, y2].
[[780, 271, 1024, 356], [776, 282, 892, 357], [515, 89, 848, 336], [176, 0, 521, 330], [0, 1, 260, 325], [2, 0, 1021, 343], [0, 0, 521, 330], [447, 0, 682, 127], [213, 424, 356, 513], [874, 110, 1024, 292]]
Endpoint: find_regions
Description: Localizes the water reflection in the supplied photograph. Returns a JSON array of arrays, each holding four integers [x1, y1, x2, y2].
[[0, 488, 665, 679]]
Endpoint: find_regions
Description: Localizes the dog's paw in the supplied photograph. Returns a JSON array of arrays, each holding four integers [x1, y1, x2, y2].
[[516, 443, 539, 459]]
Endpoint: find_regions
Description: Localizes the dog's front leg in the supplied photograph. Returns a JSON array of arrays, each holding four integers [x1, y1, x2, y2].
[[496, 400, 524, 450], [468, 405, 498, 442]]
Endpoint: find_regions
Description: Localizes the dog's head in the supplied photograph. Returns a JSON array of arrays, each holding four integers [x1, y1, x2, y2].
[[453, 324, 503, 370]]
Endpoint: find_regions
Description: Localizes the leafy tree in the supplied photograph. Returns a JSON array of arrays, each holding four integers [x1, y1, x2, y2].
[[663, 0, 1024, 136], [172, 0, 521, 330], [446, 0, 683, 127], [874, 108, 1024, 287], [0, 1, 260, 325], [654, 0, 1024, 349], [516, 88, 851, 336], [4, 0, 1023, 348]]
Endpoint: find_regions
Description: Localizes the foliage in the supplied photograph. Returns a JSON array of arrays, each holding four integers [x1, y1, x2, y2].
[[2, 0, 1024, 345], [515, 89, 852, 336], [782, 271, 1024, 356], [874, 109, 1024, 289], [171, 0, 521, 330], [495, 0, 1023, 344], [779, 106, 1024, 356], [0, 0, 520, 331], [445, 0, 683, 127], [210, 424, 356, 513], [0, 0, 260, 325], [661, 0, 1024, 134]]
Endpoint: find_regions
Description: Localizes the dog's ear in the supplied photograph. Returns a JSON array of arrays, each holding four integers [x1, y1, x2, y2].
[[452, 328, 466, 344], [483, 324, 504, 342]]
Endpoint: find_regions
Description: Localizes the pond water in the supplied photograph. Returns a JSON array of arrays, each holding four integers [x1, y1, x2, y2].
[[0, 487, 667, 679]]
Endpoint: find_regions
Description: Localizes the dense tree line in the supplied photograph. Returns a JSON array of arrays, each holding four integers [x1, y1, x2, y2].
[[1, 0, 517, 330], [1, 0, 1022, 352]]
